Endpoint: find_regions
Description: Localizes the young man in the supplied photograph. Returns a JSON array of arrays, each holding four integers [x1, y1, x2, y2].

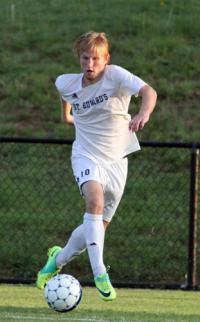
[[36, 31, 157, 301]]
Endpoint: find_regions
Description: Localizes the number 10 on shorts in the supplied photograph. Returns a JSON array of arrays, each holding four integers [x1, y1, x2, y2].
[[81, 169, 90, 177], [76, 168, 90, 183]]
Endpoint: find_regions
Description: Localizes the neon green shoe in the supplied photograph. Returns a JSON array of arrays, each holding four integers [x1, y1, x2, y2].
[[94, 273, 116, 301], [36, 246, 62, 290]]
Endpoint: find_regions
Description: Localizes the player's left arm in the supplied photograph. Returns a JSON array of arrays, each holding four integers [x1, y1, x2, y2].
[[129, 84, 157, 132], [60, 98, 74, 125]]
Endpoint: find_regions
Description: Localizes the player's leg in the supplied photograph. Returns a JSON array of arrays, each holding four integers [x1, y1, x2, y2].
[[36, 221, 109, 290], [36, 156, 104, 290], [57, 157, 105, 270], [36, 225, 86, 290], [56, 224, 86, 267], [70, 156, 108, 281], [82, 180, 116, 301], [82, 180, 106, 277], [55, 167, 114, 300], [56, 219, 109, 268], [93, 157, 128, 300], [36, 157, 114, 294]]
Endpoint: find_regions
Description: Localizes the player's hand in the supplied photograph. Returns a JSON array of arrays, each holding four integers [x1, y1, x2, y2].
[[129, 112, 150, 132]]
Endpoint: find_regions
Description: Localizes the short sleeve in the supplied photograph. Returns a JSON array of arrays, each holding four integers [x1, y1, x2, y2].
[[109, 65, 147, 97], [55, 74, 82, 100], [55, 75, 68, 96]]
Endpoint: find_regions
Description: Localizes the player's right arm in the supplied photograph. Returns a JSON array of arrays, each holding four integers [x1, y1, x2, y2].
[[60, 98, 74, 125]]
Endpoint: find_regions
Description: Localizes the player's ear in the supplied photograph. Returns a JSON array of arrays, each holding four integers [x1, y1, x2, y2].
[[106, 53, 110, 64]]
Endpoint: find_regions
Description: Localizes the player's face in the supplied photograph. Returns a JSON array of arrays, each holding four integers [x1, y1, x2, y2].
[[80, 50, 109, 86]]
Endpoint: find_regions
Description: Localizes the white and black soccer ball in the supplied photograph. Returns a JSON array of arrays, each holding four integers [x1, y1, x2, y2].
[[44, 274, 82, 312]]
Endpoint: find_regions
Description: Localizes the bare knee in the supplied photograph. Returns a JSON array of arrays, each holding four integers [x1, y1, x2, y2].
[[85, 194, 103, 214], [82, 181, 104, 214]]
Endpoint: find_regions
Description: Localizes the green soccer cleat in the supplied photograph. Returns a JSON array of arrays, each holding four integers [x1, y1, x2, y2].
[[36, 246, 62, 290], [94, 273, 116, 301]]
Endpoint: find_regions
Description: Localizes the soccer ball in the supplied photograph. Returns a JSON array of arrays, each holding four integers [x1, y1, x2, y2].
[[44, 274, 82, 312]]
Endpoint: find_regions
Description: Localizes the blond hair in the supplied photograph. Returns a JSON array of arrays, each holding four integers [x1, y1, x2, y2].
[[73, 31, 110, 58]]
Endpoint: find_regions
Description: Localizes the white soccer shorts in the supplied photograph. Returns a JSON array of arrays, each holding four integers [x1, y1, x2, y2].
[[71, 156, 128, 222]]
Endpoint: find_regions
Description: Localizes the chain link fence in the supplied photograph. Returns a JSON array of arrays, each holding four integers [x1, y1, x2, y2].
[[0, 138, 199, 289]]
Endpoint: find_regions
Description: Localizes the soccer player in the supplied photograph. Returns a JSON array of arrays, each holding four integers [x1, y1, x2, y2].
[[36, 31, 157, 301]]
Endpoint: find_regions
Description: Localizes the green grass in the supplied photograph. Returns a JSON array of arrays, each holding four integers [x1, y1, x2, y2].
[[1, 284, 200, 322], [0, 0, 200, 141]]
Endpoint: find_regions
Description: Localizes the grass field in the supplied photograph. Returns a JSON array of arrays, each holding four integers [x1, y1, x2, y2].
[[0, 0, 200, 141], [1, 284, 200, 322]]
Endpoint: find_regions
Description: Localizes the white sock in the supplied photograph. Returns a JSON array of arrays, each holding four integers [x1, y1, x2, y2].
[[83, 212, 106, 277], [56, 224, 86, 267]]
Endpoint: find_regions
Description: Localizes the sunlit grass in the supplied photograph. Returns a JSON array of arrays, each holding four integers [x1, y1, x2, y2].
[[0, 0, 199, 141]]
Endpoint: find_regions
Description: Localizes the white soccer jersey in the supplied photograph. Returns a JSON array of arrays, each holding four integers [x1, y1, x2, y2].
[[55, 64, 147, 164]]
